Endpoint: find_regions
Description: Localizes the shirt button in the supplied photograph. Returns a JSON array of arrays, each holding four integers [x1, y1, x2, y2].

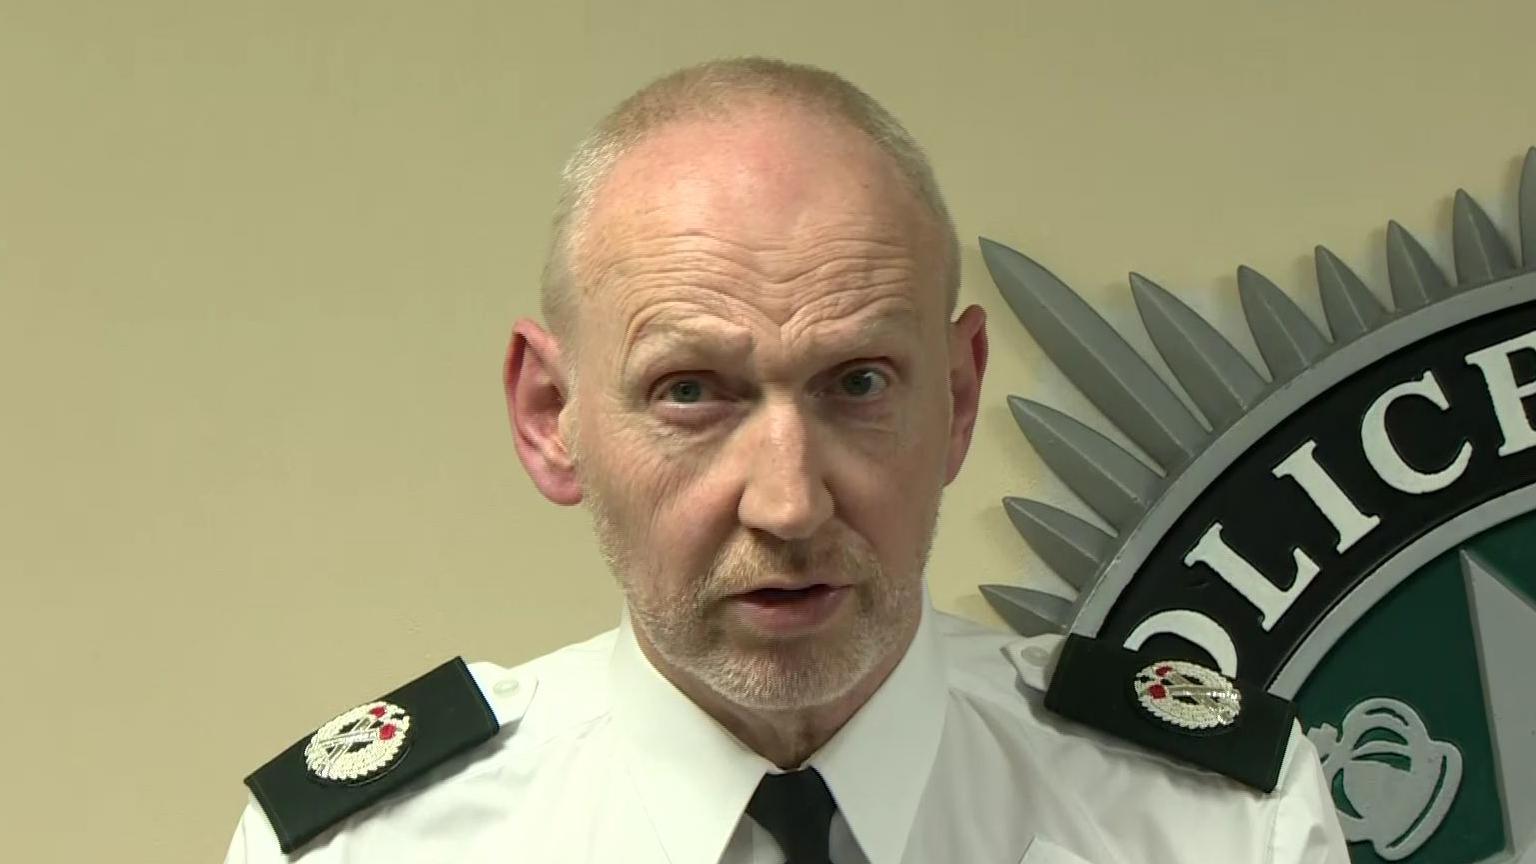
[[1020, 645, 1050, 666], [493, 678, 521, 697]]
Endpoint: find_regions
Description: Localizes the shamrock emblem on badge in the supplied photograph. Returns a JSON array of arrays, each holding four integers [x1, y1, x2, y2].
[[303, 700, 412, 783], [1133, 659, 1242, 732]]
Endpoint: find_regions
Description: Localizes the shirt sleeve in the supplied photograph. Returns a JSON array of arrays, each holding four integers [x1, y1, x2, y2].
[[1268, 724, 1350, 863], [223, 797, 286, 864]]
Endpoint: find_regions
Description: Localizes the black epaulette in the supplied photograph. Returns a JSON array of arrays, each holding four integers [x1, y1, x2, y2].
[[245, 657, 501, 854], [1042, 634, 1297, 792]]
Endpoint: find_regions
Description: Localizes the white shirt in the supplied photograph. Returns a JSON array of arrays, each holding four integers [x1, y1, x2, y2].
[[224, 601, 1349, 863]]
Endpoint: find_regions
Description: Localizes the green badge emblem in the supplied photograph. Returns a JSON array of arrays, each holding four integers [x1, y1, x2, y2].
[[983, 149, 1536, 863]]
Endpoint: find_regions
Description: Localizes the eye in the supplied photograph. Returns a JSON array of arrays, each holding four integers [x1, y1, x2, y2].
[[835, 367, 890, 399], [655, 375, 721, 405]]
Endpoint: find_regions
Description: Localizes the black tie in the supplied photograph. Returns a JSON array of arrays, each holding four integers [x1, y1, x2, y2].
[[746, 768, 837, 864]]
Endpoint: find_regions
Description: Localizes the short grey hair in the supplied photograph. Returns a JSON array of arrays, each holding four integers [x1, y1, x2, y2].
[[539, 57, 961, 343]]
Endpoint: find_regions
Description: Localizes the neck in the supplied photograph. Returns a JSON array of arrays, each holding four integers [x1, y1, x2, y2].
[[635, 619, 918, 769]]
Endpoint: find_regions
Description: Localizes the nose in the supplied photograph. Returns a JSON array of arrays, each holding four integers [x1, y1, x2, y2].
[[736, 400, 834, 541]]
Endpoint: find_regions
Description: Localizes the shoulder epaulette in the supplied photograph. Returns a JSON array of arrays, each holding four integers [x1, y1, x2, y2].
[[1040, 634, 1296, 793], [245, 657, 501, 854]]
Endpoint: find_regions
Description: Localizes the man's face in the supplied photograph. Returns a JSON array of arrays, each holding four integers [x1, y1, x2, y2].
[[567, 105, 958, 711]]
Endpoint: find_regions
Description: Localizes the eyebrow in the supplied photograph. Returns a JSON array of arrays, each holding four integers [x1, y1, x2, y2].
[[620, 306, 921, 383], [621, 320, 754, 381]]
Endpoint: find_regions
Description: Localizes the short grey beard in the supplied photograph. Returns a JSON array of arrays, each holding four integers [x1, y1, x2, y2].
[[637, 541, 921, 713], [581, 477, 930, 712]]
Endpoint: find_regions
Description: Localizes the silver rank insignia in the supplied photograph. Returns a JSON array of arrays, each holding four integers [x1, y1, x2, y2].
[[1133, 660, 1242, 731], [303, 700, 412, 783]]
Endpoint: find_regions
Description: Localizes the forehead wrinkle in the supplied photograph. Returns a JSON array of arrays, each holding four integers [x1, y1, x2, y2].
[[587, 237, 758, 299], [618, 296, 755, 376], [736, 238, 928, 330], [592, 225, 914, 281], [777, 292, 921, 359], [588, 234, 925, 332], [757, 240, 917, 290]]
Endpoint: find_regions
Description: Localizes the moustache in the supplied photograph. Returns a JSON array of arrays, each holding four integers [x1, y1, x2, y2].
[[703, 533, 878, 598]]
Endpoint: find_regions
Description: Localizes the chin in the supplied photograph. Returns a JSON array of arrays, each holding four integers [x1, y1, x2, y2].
[[701, 633, 881, 712]]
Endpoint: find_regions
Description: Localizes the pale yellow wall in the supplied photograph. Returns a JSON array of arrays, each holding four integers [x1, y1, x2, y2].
[[4, 0, 1534, 859]]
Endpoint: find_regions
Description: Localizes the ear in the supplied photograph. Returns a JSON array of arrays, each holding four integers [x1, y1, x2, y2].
[[943, 304, 989, 484], [504, 319, 582, 505]]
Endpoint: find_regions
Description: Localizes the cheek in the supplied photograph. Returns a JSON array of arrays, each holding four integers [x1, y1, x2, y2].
[[583, 412, 736, 580], [829, 388, 951, 567], [837, 464, 942, 570]]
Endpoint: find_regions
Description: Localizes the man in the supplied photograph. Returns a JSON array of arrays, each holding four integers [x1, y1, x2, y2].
[[225, 58, 1349, 863]]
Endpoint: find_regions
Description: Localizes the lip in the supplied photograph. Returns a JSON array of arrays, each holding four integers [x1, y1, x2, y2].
[[726, 584, 852, 637], [731, 579, 852, 594]]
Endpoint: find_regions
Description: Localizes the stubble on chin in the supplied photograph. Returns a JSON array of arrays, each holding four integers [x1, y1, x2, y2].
[[584, 482, 925, 712]]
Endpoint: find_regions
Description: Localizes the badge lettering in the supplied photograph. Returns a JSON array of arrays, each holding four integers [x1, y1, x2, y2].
[[1465, 331, 1536, 457], [1361, 370, 1472, 494], [1272, 440, 1381, 553]]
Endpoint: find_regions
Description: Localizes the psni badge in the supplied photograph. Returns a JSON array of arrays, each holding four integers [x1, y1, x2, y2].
[[1133, 659, 1241, 731], [983, 149, 1536, 862], [245, 657, 502, 854], [304, 700, 412, 784]]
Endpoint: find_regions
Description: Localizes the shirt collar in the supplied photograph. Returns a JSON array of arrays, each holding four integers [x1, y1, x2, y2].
[[609, 610, 774, 864], [809, 597, 948, 864], [608, 596, 950, 864]]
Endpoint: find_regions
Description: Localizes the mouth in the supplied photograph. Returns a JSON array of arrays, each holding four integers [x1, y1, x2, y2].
[[728, 583, 852, 634], [738, 583, 841, 601]]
